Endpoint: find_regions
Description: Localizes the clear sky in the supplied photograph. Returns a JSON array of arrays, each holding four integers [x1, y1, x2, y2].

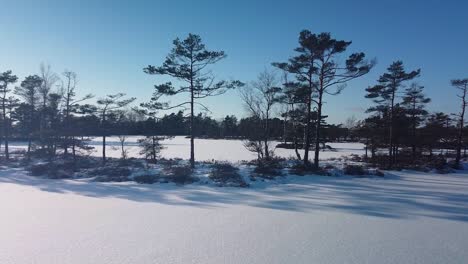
[[0, 0, 467, 123]]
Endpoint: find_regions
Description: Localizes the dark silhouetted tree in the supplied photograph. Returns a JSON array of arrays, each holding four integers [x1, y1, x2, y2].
[[366, 61, 420, 168], [96, 93, 135, 163], [452, 78, 468, 168], [401, 83, 431, 160], [15, 75, 42, 159], [38, 63, 59, 149], [144, 33, 243, 168], [0, 70, 18, 160], [60, 70, 93, 159], [275, 31, 374, 168]]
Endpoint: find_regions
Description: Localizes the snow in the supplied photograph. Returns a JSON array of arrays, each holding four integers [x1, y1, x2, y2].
[[6, 136, 366, 162], [1, 167, 468, 263]]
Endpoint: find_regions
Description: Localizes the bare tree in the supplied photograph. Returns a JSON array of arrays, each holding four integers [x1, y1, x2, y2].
[[60, 71, 93, 158], [38, 64, 59, 147], [344, 116, 357, 129], [239, 70, 281, 160], [118, 135, 128, 160], [452, 78, 468, 168]]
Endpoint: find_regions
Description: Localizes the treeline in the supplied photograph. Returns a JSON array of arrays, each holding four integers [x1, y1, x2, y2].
[[1, 31, 467, 171]]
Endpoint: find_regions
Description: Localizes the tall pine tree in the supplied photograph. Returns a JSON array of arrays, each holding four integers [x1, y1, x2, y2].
[[366, 61, 420, 168], [144, 33, 243, 168]]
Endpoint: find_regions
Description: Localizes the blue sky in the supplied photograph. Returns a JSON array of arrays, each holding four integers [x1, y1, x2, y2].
[[0, 0, 467, 123]]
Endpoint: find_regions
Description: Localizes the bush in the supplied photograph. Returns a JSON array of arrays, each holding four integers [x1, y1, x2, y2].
[[289, 162, 331, 176], [134, 174, 159, 184], [117, 158, 145, 168], [252, 158, 284, 179], [30, 163, 50, 176], [209, 162, 248, 187], [30, 163, 73, 179], [343, 164, 366, 176], [162, 165, 197, 185], [90, 166, 132, 182]]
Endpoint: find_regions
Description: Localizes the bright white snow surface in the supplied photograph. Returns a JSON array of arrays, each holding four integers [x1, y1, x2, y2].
[[1, 167, 468, 264]]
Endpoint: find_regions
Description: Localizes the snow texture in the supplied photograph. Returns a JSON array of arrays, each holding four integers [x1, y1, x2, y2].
[[1, 167, 468, 264], [1, 138, 466, 263]]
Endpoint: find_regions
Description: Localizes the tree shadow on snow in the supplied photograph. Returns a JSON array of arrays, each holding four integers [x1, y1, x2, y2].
[[1, 168, 468, 222]]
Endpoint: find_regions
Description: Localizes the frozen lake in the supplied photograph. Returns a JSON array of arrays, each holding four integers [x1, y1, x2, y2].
[[4, 136, 365, 162]]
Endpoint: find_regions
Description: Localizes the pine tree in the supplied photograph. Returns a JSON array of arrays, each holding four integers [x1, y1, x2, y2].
[[401, 83, 431, 160], [138, 136, 164, 163], [0, 71, 18, 160], [366, 61, 420, 168], [15, 75, 42, 159], [422, 112, 452, 157], [144, 33, 243, 168], [96, 93, 135, 163], [274, 31, 373, 168]]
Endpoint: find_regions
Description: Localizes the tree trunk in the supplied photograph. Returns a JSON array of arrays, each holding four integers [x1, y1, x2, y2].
[[2, 104, 9, 161], [283, 113, 287, 144], [455, 88, 466, 168], [152, 136, 156, 162], [314, 90, 323, 169], [294, 133, 302, 160], [102, 135, 106, 163], [190, 75, 195, 169], [364, 137, 369, 161], [303, 79, 313, 166], [264, 112, 270, 160], [411, 111, 417, 161], [39, 100, 46, 150], [72, 136, 76, 160], [27, 137, 32, 161], [388, 88, 396, 168]]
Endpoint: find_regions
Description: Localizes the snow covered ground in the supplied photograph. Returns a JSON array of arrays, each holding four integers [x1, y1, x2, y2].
[[1, 167, 468, 263], [7, 136, 366, 162]]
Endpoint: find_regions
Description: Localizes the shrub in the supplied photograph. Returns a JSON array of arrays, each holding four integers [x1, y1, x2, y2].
[[289, 162, 331, 176], [117, 158, 145, 168], [30, 163, 50, 176], [88, 166, 131, 176], [209, 162, 248, 187], [134, 174, 159, 184], [90, 166, 132, 182], [343, 164, 366, 176], [30, 163, 73, 179], [252, 157, 284, 179], [162, 165, 197, 185]]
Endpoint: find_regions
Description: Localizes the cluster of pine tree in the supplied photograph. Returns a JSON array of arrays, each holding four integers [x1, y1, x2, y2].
[[355, 61, 468, 169]]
